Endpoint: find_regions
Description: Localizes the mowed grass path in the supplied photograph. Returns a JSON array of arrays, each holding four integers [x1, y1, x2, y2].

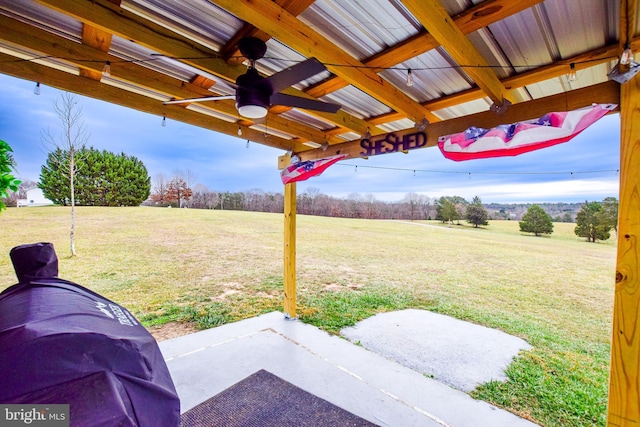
[[0, 207, 616, 426]]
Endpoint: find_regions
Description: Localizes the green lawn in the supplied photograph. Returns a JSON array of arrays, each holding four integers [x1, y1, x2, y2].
[[0, 207, 616, 426]]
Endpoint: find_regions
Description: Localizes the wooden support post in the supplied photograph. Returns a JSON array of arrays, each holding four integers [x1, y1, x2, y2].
[[607, 75, 640, 426], [283, 182, 297, 318]]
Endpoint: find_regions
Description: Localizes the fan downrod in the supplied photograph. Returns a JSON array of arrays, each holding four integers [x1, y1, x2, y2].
[[238, 37, 267, 62]]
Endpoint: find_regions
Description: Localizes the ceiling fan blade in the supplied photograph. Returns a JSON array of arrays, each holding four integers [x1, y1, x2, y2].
[[163, 95, 235, 105], [265, 57, 328, 93], [271, 93, 341, 113]]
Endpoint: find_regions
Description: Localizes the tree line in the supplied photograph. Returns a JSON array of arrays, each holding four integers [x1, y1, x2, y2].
[[5, 159, 619, 238], [145, 175, 619, 242], [145, 175, 465, 221]]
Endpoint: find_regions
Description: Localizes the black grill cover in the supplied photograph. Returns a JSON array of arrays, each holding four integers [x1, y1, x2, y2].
[[0, 243, 180, 426]]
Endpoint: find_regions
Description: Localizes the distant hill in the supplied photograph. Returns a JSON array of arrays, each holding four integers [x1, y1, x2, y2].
[[484, 202, 583, 222]]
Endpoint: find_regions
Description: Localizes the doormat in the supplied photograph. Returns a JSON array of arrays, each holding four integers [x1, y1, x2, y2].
[[180, 369, 378, 426]]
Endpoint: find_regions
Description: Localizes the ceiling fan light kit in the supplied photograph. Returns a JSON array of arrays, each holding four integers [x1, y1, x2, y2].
[[235, 67, 271, 118], [237, 104, 268, 119]]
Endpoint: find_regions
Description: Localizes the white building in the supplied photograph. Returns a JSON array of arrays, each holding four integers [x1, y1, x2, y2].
[[17, 187, 54, 207]]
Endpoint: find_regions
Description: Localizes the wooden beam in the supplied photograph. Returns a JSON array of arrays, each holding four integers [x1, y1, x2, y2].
[[299, 80, 620, 161], [306, 0, 542, 100], [283, 182, 297, 318], [0, 14, 211, 98], [80, 24, 112, 80], [401, 0, 513, 107], [209, 0, 440, 124], [0, 52, 300, 152], [81, 25, 112, 52], [619, 0, 637, 73], [607, 66, 640, 427], [221, 0, 315, 64]]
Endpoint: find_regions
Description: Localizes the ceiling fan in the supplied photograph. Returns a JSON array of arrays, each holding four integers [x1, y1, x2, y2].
[[163, 37, 341, 119]]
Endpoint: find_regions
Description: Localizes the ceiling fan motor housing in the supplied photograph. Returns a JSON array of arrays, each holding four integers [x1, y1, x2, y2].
[[235, 68, 272, 118]]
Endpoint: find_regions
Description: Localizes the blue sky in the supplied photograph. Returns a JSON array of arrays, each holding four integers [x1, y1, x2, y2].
[[0, 73, 621, 204]]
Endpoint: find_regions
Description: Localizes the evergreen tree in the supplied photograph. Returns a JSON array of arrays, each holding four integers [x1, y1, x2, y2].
[[436, 196, 466, 223], [466, 196, 488, 228], [601, 197, 619, 234], [0, 140, 20, 212], [439, 198, 458, 223], [574, 201, 611, 242], [40, 148, 150, 206], [435, 196, 446, 221], [519, 204, 554, 236], [40, 148, 71, 205]]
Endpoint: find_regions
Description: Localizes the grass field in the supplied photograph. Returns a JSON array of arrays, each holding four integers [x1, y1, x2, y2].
[[0, 206, 616, 426]]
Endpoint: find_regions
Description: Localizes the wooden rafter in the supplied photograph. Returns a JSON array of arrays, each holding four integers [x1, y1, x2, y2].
[[400, 0, 513, 108], [220, 0, 315, 64], [620, 0, 637, 65], [79, 25, 112, 80], [306, 0, 542, 99], [34, 0, 243, 80]]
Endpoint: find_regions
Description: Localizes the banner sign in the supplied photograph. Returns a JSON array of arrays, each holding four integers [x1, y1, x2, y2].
[[360, 131, 427, 157]]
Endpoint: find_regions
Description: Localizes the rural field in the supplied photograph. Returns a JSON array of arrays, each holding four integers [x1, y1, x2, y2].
[[0, 206, 616, 427]]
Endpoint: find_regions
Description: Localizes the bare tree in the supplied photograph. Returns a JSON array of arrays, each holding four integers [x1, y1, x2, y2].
[[191, 183, 218, 209], [204, 189, 219, 210], [347, 192, 363, 218], [403, 192, 422, 220], [41, 92, 89, 256], [182, 169, 198, 207], [151, 172, 169, 206], [304, 187, 321, 215], [363, 193, 379, 219], [191, 183, 207, 208], [170, 169, 196, 207], [246, 188, 265, 211], [420, 195, 432, 220]]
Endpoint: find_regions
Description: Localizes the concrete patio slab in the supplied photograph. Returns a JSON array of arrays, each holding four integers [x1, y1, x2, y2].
[[341, 309, 532, 392], [159, 311, 538, 427]]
